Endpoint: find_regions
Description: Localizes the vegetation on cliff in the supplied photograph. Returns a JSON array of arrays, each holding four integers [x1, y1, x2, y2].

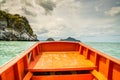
[[0, 10, 33, 35], [0, 10, 38, 41]]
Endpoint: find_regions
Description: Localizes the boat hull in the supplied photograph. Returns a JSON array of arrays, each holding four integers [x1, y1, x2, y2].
[[0, 41, 120, 80]]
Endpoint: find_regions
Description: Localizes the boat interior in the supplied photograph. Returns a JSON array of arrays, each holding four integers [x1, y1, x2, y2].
[[0, 42, 120, 80]]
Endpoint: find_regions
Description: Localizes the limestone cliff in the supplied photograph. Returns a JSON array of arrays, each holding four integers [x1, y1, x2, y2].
[[0, 10, 38, 41]]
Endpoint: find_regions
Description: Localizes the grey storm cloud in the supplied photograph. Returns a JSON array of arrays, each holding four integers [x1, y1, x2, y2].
[[0, 0, 120, 41], [21, 7, 37, 17], [36, 0, 56, 14]]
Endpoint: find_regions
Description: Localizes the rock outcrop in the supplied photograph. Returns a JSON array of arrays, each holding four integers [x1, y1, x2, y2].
[[60, 37, 81, 42], [0, 10, 38, 41], [46, 38, 55, 41]]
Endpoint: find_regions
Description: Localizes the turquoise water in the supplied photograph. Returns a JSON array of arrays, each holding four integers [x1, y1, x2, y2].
[[0, 41, 36, 66], [85, 42, 120, 60], [0, 41, 120, 66]]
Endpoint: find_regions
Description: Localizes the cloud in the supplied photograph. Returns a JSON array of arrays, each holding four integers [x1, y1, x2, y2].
[[37, 28, 49, 34], [1, 0, 120, 42], [94, 3, 102, 12], [116, 1, 120, 5], [22, 7, 37, 17], [35, 0, 56, 14], [0, 0, 6, 3], [105, 7, 120, 16], [95, 6, 99, 12]]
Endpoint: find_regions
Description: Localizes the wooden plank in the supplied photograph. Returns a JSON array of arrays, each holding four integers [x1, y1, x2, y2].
[[40, 42, 78, 52], [91, 70, 107, 80], [13, 63, 21, 80], [31, 74, 93, 80], [32, 52, 95, 71], [23, 72, 32, 80], [106, 59, 113, 80]]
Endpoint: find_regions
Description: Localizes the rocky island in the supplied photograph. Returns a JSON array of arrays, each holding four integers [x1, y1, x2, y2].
[[0, 10, 38, 41], [45, 37, 81, 42], [46, 38, 55, 41], [60, 37, 81, 42]]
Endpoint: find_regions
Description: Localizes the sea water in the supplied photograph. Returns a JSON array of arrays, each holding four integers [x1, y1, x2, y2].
[[0, 41, 36, 66], [0, 41, 120, 66], [85, 42, 120, 60]]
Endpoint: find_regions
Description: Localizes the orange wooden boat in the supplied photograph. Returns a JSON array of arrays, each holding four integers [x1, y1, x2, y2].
[[0, 41, 120, 80]]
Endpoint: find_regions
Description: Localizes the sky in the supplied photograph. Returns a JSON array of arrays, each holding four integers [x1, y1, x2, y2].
[[0, 0, 120, 42]]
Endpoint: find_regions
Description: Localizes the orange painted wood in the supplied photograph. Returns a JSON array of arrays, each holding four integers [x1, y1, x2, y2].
[[1, 66, 15, 80], [23, 55, 29, 68], [0, 41, 120, 80], [0, 42, 39, 80], [91, 70, 107, 80], [13, 63, 21, 80], [112, 63, 120, 80], [28, 51, 96, 72], [106, 59, 113, 80], [79, 42, 120, 80], [1, 73, 6, 80], [23, 72, 32, 80], [31, 74, 93, 80], [40, 42, 79, 52], [78, 45, 82, 54], [94, 53, 99, 70], [34, 52, 94, 69]]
